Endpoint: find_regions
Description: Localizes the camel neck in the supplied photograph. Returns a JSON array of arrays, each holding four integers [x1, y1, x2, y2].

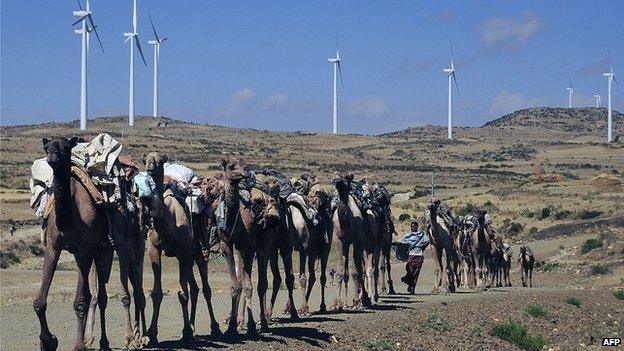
[[150, 167, 165, 199], [224, 179, 241, 227], [51, 161, 72, 231]]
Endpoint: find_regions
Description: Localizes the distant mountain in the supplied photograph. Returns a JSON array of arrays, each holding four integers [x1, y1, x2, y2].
[[483, 107, 623, 133]]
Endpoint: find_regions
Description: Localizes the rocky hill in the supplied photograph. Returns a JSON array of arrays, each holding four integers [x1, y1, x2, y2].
[[483, 107, 624, 135]]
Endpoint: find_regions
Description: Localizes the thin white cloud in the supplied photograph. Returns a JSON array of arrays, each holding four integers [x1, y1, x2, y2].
[[480, 11, 542, 49], [224, 88, 255, 115], [261, 93, 288, 109], [347, 97, 388, 117], [488, 89, 546, 116]]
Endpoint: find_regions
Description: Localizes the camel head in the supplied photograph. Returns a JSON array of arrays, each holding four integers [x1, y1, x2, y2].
[[308, 184, 330, 212], [476, 209, 487, 226], [42, 137, 79, 171], [143, 152, 168, 175], [426, 198, 441, 213], [333, 172, 353, 194], [220, 158, 250, 183]]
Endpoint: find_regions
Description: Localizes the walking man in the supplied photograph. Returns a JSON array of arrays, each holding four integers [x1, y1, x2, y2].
[[400, 219, 429, 294]]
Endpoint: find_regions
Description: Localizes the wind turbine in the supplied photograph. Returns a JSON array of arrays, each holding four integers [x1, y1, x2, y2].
[[328, 36, 344, 134], [594, 89, 601, 108], [123, 0, 147, 127], [442, 43, 459, 140], [72, 0, 103, 131], [604, 48, 618, 143], [566, 75, 574, 108], [148, 14, 167, 118]]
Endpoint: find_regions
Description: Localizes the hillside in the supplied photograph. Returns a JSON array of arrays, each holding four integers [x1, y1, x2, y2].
[[483, 107, 624, 134]]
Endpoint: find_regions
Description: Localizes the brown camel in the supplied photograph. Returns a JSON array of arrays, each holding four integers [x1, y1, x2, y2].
[[518, 246, 535, 287], [456, 220, 476, 288], [471, 210, 493, 288], [331, 173, 370, 310], [84, 176, 149, 349], [501, 244, 512, 287], [205, 158, 263, 336], [425, 199, 458, 293], [279, 180, 333, 316], [142, 152, 221, 345], [34, 137, 113, 351], [378, 211, 397, 296]]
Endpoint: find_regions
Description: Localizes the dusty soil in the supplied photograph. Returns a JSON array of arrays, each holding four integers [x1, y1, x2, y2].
[[1, 234, 622, 351]]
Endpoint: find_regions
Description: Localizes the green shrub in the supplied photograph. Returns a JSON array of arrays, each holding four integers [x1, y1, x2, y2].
[[491, 323, 545, 351], [457, 202, 477, 216], [581, 238, 603, 254], [529, 227, 539, 234], [29, 244, 44, 257], [524, 304, 547, 317], [590, 265, 611, 275], [554, 210, 573, 220], [613, 290, 624, 300], [421, 314, 452, 331], [541, 262, 559, 272], [363, 340, 394, 351], [565, 297, 581, 307], [398, 213, 411, 222], [538, 207, 551, 220], [577, 210, 603, 220]]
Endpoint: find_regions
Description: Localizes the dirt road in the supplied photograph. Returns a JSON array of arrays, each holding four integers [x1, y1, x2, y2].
[[1, 233, 620, 350]]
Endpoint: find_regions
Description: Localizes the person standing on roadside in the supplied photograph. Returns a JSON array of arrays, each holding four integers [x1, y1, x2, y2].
[[400, 219, 429, 294]]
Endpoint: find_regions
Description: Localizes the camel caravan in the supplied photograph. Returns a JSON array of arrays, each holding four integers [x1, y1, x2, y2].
[[29, 133, 535, 351]]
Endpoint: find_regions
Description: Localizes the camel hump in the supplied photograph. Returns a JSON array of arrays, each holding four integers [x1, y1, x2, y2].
[[70, 164, 104, 205]]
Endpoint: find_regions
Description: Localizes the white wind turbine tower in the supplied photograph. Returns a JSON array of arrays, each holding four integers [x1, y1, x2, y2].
[[594, 89, 601, 108], [72, 0, 103, 131], [604, 49, 618, 143], [148, 14, 167, 118], [328, 37, 344, 134], [442, 43, 459, 140], [123, 0, 147, 127], [566, 76, 574, 108]]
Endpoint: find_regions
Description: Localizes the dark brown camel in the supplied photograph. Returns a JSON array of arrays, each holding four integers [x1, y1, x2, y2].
[[142, 152, 220, 345], [378, 212, 397, 296], [331, 173, 370, 310], [425, 199, 458, 293], [501, 244, 512, 287], [518, 246, 535, 287], [471, 210, 493, 288], [456, 220, 476, 288], [34, 137, 113, 351]]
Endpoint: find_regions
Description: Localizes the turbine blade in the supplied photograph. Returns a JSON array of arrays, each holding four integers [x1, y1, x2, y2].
[[86, 15, 104, 53], [77, 0, 83, 11], [450, 41, 454, 67], [337, 61, 344, 89], [148, 13, 160, 42], [608, 45, 613, 72], [72, 16, 87, 26], [135, 36, 147, 67], [452, 72, 459, 96], [160, 37, 168, 43], [614, 75, 619, 86]]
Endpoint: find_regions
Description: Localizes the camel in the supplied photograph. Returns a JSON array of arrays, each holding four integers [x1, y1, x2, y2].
[[518, 246, 535, 287], [456, 221, 476, 288], [378, 210, 397, 295], [279, 179, 333, 316], [331, 173, 370, 310], [501, 244, 512, 287], [34, 137, 113, 351], [425, 199, 458, 293], [142, 152, 221, 345], [84, 177, 149, 349], [471, 210, 493, 288]]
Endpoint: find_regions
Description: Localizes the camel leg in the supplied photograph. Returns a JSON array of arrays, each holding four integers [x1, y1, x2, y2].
[[529, 268, 533, 288], [332, 242, 348, 311], [318, 245, 330, 312], [146, 245, 163, 345], [279, 241, 297, 321], [256, 247, 270, 333], [72, 255, 93, 351], [372, 245, 381, 302], [305, 250, 317, 314], [177, 257, 194, 344], [34, 247, 61, 351], [386, 246, 396, 295], [83, 262, 98, 349], [432, 247, 444, 293], [297, 251, 309, 315], [379, 251, 387, 295], [194, 253, 222, 337], [268, 246, 282, 319], [94, 249, 113, 351], [222, 243, 242, 336], [117, 251, 135, 349], [353, 243, 369, 308], [188, 264, 200, 331], [129, 255, 148, 347], [241, 249, 257, 337], [444, 248, 456, 293]]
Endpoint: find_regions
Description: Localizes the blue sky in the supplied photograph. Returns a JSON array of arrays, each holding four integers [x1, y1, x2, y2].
[[1, 1, 622, 134]]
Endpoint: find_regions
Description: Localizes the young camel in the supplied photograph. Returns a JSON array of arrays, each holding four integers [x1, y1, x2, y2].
[[143, 152, 221, 345], [425, 199, 458, 293], [501, 244, 513, 287], [378, 212, 397, 296], [518, 246, 535, 287], [331, 173, 370, 310], [471, 210, 493, 288], [34, 137, 113, 351]]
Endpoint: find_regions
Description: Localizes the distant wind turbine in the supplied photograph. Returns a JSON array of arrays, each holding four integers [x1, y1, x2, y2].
[[328, 36, 344, 134], [566, 75, 574, 108], [148, 14, 167, 118], [72, 0, 103, 131], [594, 89, 601, 108], [604, 48, 618, 143], [123, 0, 147, 127], [442, 43, 459, 140]]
